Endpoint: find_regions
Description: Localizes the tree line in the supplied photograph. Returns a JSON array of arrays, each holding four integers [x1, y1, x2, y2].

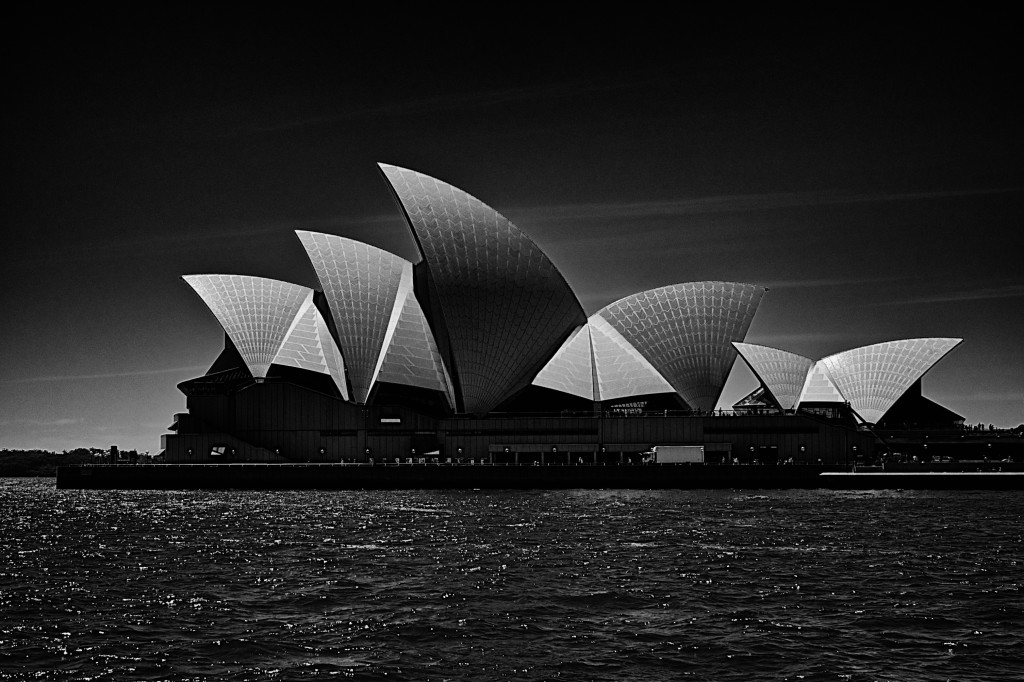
[[0, 448, 117, 476]]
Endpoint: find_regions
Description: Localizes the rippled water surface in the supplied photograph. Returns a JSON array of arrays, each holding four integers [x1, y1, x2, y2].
[[1, 479, 1021, 680]]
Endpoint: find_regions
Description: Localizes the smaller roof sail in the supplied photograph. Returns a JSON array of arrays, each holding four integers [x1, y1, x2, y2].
[[375, 289, 456, 408], [273, 291, 350, 400], [183, 274, 311, 380], [733, 343, 815, 411], [532, 325, 597, 401], [818, 338, 963, 424], [596, 281, 765, 411], [297, 231, 409, 404], [797, 361, 847, 405]]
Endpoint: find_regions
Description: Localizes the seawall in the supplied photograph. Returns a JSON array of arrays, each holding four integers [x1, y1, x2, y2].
[[55, 464, 1024, 490]]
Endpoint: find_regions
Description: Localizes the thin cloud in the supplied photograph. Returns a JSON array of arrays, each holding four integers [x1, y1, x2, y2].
[[955, 391, 1024, 401], [761, 275, 908, 288], [515, 187, 1024, 224], [873, 284, 1024, 306], [0, 417, 84, 427], [236, 76, 656, 136], [2, 214, 401, 268], [577, 290, 639, 312], [0, 366, 207, 384]]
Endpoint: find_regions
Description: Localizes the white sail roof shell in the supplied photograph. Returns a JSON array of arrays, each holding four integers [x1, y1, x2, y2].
[[797, 361, 847, 405], [297, 231, 409, 403], [297, 230, 453, 405], [273, 291, 350, 400], [733, 343, 815, 411], [183, 274, 311, 380], [533, 325, 597, 401], [588, 316, 674, 401], [595, 281, 765, 411], [533, 282, 763, 407], [379, 163, 587, 413], [375, 287, 456, 408], [817, 338, 963, 424]]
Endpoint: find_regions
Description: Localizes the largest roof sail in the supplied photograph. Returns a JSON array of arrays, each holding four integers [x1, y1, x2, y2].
[[379, 163, 587, 413]]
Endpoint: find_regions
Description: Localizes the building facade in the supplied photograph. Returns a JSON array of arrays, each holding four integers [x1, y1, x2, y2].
[[162, 165, 962, 466]]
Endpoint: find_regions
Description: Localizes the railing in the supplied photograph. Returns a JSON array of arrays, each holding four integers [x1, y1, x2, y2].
[[73, 461, 840, 468], [449, 408, 771, 420]]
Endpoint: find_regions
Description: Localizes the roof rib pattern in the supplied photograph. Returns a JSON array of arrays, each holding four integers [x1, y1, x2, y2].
[[273, 292, 350, 400], [376, 289, 456, 408], [733, 343, 814, 411], [818, 338, 963, 424], [297, 231, 408, 404], [597, 282, 765, 411], [183, 274, 311, 380], [379, 163, 587, 413], [797, 361, 846, 405], [588, 315, 674, 401], [533, 325, 597, 401]]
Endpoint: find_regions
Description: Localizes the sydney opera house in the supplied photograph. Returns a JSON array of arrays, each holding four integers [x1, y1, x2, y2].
[[161, 164, 965, 465]]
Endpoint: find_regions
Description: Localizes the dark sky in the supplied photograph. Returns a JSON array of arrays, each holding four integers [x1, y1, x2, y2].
[[2, 17, 1022, 452]]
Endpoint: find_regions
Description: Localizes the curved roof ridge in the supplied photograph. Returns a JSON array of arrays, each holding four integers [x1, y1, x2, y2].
[[732, 341, 813, 359], [817, 337, 964, 364], [377, 162, 585, 305], [597, 280, 765, 312]]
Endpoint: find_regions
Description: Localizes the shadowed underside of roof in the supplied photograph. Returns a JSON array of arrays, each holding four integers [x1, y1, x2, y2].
[[379, 163, 586, 413]]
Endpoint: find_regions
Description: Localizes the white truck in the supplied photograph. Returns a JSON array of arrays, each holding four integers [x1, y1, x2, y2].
[[654, 445, 705, 464]]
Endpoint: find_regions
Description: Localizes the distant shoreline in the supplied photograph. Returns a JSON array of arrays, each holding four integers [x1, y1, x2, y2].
[[1, 450, 95, 477]]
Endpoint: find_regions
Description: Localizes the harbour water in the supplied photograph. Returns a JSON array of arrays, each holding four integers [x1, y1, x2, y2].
[[1, 478, 1021, 680]]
